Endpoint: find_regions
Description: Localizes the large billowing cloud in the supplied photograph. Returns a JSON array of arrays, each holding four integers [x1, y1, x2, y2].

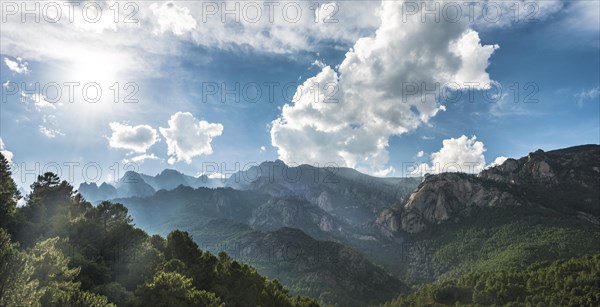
[[429, 135, 487, 173], [108, 123, 160, 153], [271, 1, 498, 174], [159, 112, 223, 164]]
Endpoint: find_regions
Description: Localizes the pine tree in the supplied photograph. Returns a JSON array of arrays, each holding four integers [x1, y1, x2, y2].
[[0, 229, 42, 306], [0, 153, 20, 228]]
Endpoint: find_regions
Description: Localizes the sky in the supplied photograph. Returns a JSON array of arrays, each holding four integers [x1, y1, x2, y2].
[[0, 0, 598, 189]]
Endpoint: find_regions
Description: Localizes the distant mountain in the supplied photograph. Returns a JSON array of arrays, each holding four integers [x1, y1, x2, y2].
[[227, 160, 421, 226], [78, 169, 225, 202], [78, 182, 119, 203], [114, 171, 156, 198], [78, 171, 156, 202], [140, 168, 224, 190]]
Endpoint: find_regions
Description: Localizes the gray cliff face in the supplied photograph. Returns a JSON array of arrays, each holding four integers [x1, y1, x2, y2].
[[377, 145, 600, 235], [378, 173, 523, 234], [375, 208, 401, 237], [479, 149, 558, 185]]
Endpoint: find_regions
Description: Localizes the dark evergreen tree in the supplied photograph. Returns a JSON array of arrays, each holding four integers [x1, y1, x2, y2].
[[0, 153, 20, 228]]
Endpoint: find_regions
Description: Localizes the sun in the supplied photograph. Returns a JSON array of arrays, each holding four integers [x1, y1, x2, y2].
[[57, 48, 139, 119], [68, 50, 121, 88]]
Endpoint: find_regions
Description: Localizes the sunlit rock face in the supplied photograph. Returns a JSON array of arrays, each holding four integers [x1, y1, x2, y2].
[[377, 145, 600, 235], [398, 173, 522, 234]]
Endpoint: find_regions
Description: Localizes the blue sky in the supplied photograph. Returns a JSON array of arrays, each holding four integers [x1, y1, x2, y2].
[[0, 0, 598, 188]]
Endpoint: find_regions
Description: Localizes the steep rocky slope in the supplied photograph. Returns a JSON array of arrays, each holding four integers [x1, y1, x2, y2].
[[377, 145, 600, 235], [377, 173, 525, 234], [480, 145, 600, 217]]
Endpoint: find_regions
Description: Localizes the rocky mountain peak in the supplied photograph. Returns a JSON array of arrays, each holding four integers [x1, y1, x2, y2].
[[481, 145, 600, 187], [378, 145, 599, 235]]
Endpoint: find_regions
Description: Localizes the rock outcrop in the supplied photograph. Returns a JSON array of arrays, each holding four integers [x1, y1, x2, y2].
[[378, 144, 600, 235], [377, 173, 523, 234], [479, 145, 600, 188]]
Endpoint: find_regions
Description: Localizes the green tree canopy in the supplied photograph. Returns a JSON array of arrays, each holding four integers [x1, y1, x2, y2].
[[135, 271, 223, 307], [0, 228, 41, 307]]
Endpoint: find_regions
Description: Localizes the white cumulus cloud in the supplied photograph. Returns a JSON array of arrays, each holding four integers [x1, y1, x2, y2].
[[108, 123, 160, 153], [4, 57, 28, 74], [411, 135, 487, 175], [159, 112, 224, 164], [271, 1, 497, 175], [486, 156, 509, 169], [430, 135, 487, 173]]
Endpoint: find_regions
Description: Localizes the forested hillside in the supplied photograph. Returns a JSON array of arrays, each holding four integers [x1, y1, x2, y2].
[[399, 206, 600, 284], [0, 153, 319, 307], [381, 253, 600, 306]]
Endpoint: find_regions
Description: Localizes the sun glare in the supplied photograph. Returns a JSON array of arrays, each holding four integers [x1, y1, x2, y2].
[[68, 51, 121, 87], [59, 49, 138, 118]]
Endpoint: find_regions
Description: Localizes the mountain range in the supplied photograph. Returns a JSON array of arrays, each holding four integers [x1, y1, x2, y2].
[[78, 169, 224, 202], [77, 144, 600, 306]]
